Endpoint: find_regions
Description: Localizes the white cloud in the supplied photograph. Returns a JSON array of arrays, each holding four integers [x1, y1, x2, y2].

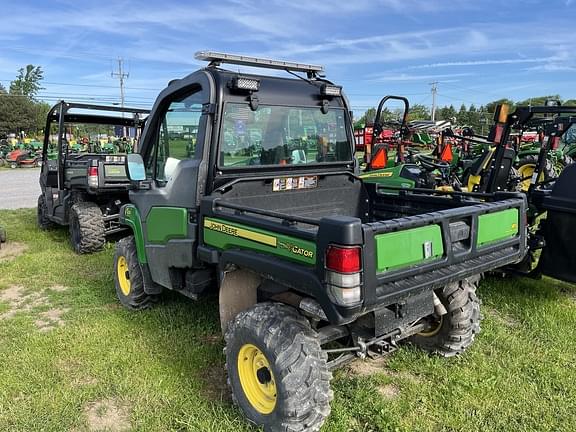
[[369, 72, 475, 82]]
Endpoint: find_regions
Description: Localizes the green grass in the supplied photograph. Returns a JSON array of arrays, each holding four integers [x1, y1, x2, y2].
[[0, 209, 575, 431]]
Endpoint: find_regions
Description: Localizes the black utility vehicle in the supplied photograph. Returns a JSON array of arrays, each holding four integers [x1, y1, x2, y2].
[[37, 101, 149, 253]]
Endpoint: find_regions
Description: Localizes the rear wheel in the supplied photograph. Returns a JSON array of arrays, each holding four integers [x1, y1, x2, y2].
[[114, 236, 158, 310], [37, 195, 55, 230], [225, 302, 332, 432], [69, 202, 105, 254], [411, 278, 481, 357], [517, 155, 554, 192]]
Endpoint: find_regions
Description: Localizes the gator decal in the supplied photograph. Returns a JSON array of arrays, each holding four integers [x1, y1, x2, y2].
[[203, 217, 315, 265], [477, 208, 519, 246], [121, 205, 147, 263]]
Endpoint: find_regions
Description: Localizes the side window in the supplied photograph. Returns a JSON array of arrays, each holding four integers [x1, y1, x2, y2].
[[149, 88, 204, 184]]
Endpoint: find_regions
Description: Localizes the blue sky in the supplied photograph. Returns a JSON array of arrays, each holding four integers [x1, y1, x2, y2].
[[1, 0, 575, 116]]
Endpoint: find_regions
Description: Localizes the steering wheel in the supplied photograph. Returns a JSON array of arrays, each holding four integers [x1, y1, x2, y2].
[[416, 153, 451, 171]]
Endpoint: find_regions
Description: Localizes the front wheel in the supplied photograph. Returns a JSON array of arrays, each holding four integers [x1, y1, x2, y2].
[[225, 302, 332, 432], [114, 236, 158, 310], [411, 278, 481, 357]]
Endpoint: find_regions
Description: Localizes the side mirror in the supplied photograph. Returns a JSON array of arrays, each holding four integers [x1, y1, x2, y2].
[[126, 153, 146, 181]]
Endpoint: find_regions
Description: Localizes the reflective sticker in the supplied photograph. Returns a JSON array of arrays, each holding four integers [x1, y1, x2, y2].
[[272, 176, 317, 191]]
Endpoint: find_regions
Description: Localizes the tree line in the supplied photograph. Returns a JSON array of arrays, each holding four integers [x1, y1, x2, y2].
[[355, 95, 576, 134], [0, 65, 50, 137]]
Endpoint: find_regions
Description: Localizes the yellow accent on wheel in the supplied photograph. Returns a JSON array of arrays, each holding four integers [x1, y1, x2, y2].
[[418, 315, 444, 337], [467, 174, 481, 192], [238, 343, 277, 414], [517, 163, 544, 192], [117, 256, 131, 296]]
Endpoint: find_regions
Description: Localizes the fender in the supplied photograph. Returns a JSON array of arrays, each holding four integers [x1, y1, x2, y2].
[[119, 204, 147, 263]]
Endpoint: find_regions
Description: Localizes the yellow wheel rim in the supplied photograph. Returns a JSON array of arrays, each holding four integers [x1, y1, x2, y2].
[[466, 174, 481, 192], [117, 256, 131, 296], [237, 343, 277, 414], [418, 315, 444, 337], [517, 164, 544, 192]]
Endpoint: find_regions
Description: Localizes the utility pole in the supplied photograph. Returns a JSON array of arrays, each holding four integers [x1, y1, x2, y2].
[[430, 81, 438, 122], [111, 58, 129, 136]]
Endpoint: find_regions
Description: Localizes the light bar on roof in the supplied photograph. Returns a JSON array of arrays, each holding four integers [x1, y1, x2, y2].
[[195, 50, 324, 74]]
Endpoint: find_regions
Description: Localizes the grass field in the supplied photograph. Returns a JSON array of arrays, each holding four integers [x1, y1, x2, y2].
[[0, 209, 575, 431]]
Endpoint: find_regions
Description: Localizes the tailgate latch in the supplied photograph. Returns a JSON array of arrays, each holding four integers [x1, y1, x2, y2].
[[423, 241, 433, 259]]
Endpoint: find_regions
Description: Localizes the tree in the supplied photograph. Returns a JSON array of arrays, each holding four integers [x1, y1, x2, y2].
[[456, 104, 469, 125], [516, 95, 561, 107], [437, 105, 457, 122], [0, 65, 47, 135], [9, 65, 44, 99], [354, 107, 376, 128], [408, 104, 430, 121], [485, 98, 515, 116]]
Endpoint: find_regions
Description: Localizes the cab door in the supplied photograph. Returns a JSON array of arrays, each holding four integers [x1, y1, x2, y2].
[[130, 77, 212, 289]]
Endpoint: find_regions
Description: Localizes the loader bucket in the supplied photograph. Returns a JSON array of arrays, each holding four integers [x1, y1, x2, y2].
[[539, 163, 576, 283]]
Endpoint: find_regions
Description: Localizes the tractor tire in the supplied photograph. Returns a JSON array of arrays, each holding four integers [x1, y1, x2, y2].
[[37, 195, 55, 230], [225, 302, 332, 432], [10, 162, 17, 169], [113, 236, 158, 310], [69, 202, 105, 254], [411, 278, 481, 357], [516, 155, 554, 192]]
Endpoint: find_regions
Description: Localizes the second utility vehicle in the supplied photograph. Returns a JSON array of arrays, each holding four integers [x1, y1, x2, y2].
[[114, 52, 527, 431], [37, 101, 149, 253]]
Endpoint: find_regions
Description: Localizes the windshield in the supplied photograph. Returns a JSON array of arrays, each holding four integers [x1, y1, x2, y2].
[[219, 103, 352, 167], [49, 121, 138, 158]]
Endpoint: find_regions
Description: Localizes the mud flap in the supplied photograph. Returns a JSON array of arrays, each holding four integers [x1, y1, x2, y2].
[[539, 164, 576, 283], [218, 268, 260, 334], [540, 212, 576, 283]]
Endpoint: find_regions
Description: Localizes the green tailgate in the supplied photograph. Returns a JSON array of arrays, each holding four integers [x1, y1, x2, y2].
[[477, 208, 519, 246], [375, 225, 444, 273], [203, 217, 316, 265]]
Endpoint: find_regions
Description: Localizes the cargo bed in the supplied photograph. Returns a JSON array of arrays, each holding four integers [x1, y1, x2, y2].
[[199, 173, 527, 324]]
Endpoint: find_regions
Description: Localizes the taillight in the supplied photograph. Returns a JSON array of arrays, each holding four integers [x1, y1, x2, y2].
[[88, 166, 99, 188], [326, 246, 361, 273], [325, 245, 362, 307]]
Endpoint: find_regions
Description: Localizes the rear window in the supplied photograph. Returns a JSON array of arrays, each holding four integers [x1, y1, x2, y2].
[[219, 103, 352, 167]]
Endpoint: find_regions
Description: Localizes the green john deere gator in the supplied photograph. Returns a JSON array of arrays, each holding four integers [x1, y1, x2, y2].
[[113, 51, 527, 431]]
